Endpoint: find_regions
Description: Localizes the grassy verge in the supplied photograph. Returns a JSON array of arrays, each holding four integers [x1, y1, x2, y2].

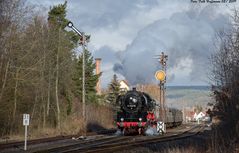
[[0, 103, 114, 143]]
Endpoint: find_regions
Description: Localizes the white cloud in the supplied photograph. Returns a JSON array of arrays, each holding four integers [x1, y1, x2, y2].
[[28, 0, 238, 87], [89, 0, 189, 51], [167, 57, 194, 86], [114, 4, 231, 85], [90, 29, 131, 51]]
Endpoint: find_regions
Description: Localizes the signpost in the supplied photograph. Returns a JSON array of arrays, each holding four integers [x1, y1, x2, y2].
[[23, 114, 30, 151]]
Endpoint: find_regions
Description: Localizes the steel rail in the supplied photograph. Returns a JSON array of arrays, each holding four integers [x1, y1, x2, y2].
[[62, 125, 204, 153], [34, 135, 134, 153], [0, 129, 116, 150]]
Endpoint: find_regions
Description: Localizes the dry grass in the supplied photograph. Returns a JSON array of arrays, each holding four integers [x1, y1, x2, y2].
[[136, 84, 160, 101], [61, 117, 85, 135], [161, 147, 201, 153], [86, 103, 114, 130], [119, 146, 203, 153], [43, 103, 114, 136], [207, 123, 238, 153], [0, 103, 114, 142]]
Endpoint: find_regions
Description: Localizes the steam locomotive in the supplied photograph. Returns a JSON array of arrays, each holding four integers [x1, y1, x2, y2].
[[116, 88, 183, 135]]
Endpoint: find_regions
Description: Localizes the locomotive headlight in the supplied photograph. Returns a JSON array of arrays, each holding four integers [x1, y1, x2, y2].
[[120, 118, 124, 122], [139, 118, 142, 122]]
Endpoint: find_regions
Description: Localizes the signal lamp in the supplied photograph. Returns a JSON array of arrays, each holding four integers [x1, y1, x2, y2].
[[67, 21, 73, 28]]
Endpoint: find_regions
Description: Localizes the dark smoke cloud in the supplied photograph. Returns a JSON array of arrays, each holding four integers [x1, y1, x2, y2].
[[93, 46, 117, 64], [114, 5, 231, 85], [92, 46, 122, 88]]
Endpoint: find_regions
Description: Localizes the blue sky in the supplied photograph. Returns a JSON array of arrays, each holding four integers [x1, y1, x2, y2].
[[29, 0, 238, 87]]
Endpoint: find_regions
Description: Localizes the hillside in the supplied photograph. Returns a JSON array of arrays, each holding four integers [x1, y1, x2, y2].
[[166, 86, 211, 109]]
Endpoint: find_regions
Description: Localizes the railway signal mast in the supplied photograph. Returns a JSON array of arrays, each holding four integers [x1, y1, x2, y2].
[[155, 52, 168, 123], [67, 21, 90, 135]]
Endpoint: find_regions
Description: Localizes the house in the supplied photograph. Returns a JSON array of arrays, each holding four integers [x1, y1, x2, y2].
[[119, 80, 130, 91], [185, 111, 195, 122], [182, 107, 195, 122], [194, 112, 206, 121]]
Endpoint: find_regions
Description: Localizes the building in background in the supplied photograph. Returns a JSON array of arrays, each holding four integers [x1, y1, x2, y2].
[[119, 80, 130, 91], [183, 107, 195, 122], [194, 112, 206, 121]]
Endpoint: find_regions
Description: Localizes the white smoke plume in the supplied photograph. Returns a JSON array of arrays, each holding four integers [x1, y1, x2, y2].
[[113, 5, 231, 85]]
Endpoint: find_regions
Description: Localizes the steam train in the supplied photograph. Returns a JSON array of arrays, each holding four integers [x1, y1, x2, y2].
[[116, 88, 183, 135]]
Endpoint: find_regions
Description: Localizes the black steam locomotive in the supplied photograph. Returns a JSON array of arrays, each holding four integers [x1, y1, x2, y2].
[[116, 88, 183, 135]]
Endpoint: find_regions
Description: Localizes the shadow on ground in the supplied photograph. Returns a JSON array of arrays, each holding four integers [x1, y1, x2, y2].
[[87, 122, 114, 134]]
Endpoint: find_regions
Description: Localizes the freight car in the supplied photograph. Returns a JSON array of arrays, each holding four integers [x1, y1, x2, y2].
[[116, 88, 183, 135], [164, 108, 183, 128]]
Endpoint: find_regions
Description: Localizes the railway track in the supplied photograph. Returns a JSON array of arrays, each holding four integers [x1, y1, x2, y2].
[[0, 129, 116, 151], [34, 135, 135, 153], [32, 124, 204, 153], [83, 125, 204, 153]]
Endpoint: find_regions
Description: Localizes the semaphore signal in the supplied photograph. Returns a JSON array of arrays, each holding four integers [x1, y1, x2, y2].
[[154, 52, 168, 122], [66, 21, 90, 136]]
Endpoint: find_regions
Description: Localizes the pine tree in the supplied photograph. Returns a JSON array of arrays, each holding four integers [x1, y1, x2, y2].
[[73, 49, 101, 103], [48, 1, 79, 48], [107, 74, 120, 105], [47, 1, 79, 128]]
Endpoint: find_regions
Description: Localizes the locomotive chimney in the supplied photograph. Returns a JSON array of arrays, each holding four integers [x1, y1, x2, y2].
[[95, 58, 101, 95]]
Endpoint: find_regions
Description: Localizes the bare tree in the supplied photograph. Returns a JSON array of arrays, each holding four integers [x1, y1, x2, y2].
[[210, 9, 239, 153]]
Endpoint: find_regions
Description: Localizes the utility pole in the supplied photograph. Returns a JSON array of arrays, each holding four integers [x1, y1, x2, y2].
[[67, 22, 90, 136], [155, 52, 168, 122], [81, 32, 86, 122]]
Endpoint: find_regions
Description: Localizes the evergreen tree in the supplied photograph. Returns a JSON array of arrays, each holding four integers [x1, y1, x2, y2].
[[107, 74, 120, 105], [73, 49, 101, 103], [48, 1, 79, 46], [48, 1, 68, 29], [47, 1, 79, 128]]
